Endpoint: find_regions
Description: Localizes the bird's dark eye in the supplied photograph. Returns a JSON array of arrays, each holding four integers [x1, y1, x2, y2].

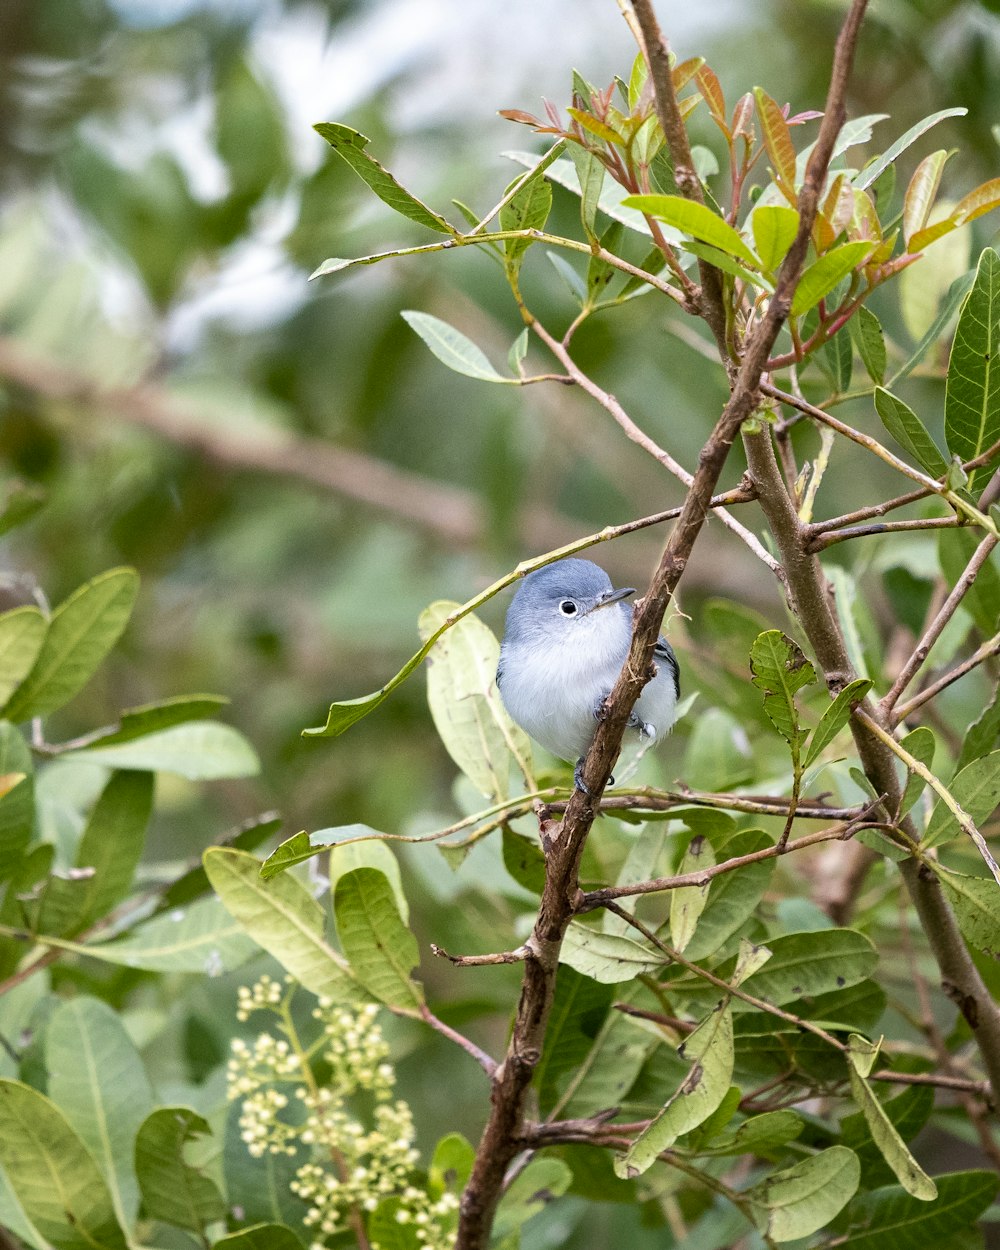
[[559, 600, 577, 616]]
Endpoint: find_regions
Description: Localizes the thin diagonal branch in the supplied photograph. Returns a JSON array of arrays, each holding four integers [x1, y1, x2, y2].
[[881, 532, 999, 713], [893, 632, 1000, 725]]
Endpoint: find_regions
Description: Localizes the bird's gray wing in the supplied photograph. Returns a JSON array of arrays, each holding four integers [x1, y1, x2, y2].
[[654, 636, 680, 697]]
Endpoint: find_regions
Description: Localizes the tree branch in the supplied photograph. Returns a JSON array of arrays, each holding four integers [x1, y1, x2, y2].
[[455, 4, 871, 1243]]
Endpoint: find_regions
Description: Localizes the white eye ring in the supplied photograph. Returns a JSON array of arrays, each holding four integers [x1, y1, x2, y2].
[[559, 600, 577, 616]]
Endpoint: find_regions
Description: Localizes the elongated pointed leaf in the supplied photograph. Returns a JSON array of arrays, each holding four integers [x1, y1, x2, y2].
[[621, 194, 759, 266], [499, 167, 552, 276], [0, 606, 46, 707], [560, 922, 664, 983], [944, 248, 1000, 483], [697, 929, 877, 1008], [850, 306, 887, 384], [0, 1079, 129, 1250], [681, 828, 774, 962], [698, 1110, 804, 1157], [334, 867, 423, 1010], [66, 721, 259, 779], [3, 568, 138, 722], [0, 721, 33, 878], [843, 1170, 998, 1249], [804, 679, 872, 769], [401, 310, 514, 384], [846, 1037, 936, 1199], [566, 145, 604, 238], [924, 750, 1000, 849], [314, 123, 453, 234], [204, 847, 364, 1002], [38, 769, 154, 937], [791, 241, 874, 316], [903, 150, 950, 245], [746, 1146, 860, 1241], [954, 177, 1000, 226], [214, 1228, 307, 1250], [874, 388, 949, 478], [492, 1158, 572, 1240], [535, 966, 613, 1116], [936, 867, 1000, 957], [754, 88, 797, 199], [420, 601, 531, 801], [752, 205, 800, 274], [134, 1107, 226, 1233], [855, 108, 967, 191], [615, 1002, 734, 1176], [79, 695, 228, 748], [81, 896, 258, 973], [327, 838, 410, 922], [670, 835, 715, 953], [47, 996, 154, 1229], [750, 630, 816, 748]]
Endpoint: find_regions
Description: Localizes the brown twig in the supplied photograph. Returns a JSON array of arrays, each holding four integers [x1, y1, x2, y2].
[[809, 515, 962, 549], [430, 944, 528, 967], [881, 533, 999, 713], [420, 1005, 498, 1077], [892, 631, 1000, 725]]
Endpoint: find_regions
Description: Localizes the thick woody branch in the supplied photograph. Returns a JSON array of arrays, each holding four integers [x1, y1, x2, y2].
[[741, 418, 1000, 1102], [455, 5, 871, 1245]]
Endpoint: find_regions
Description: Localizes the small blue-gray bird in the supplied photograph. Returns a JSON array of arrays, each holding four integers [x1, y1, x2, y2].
[[496, 557, 680, 789]]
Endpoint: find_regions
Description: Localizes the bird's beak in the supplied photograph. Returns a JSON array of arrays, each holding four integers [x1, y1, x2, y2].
[[590, 585, 635, 612]]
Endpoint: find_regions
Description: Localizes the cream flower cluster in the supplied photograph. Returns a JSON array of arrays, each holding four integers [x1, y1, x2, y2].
[[227, 982, 459, 1249]]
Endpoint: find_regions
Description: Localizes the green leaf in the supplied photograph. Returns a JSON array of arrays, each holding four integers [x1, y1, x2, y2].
[[843, 1171, 998, 1250], [855, 108, 967, 191], [419, 600, 531, 800], [936, 867, 1000, 957], [502, 827, 547, 894], [697, 1109, 804, 1157], [3, 568, 139, 722], [213, 1226, 307, 1250], [559, 922, 664, 983], [134, 1107, 226, 1233], [499, 167, 552, 276], [333, 867, 423, 1010], [401, 310, 515, 384], [615, 1002, 734, 1176], [0, 479, 45, 537], [938, 526, 1000, 637], [751, 202, 800, 273], [328, 837, 410, 923], [313, 122, 453, 234], [38, 769, 154, 937], [924, 750, 1000, 849], [903, 150, 950, 246], [546, 249, 586, 302], [846, 1036, 936, 1199], [0, 722, 33, 879], [874, 388, 950, 478], [957, 690, 1000, 773], [683, 706, 754, 791], [204, 847, 363, 1002], [47, 996, 154, 1229], [753, 88, 797, 198], [567, 145, 605, 238], [261, 824, 395, 881], [670, 835, 715, 953], [492, 1158, 572, 1240], [535, 966, 613, 1116], [65, 721, 259, 780], [559, 1005, 659, 1118], [851, 306, 887, 384], [712, 928, 877, 1007], [508, 327, 529, 373], [890, 269, 976, 386], [0, 606, 46, 707], [804, 679, 872, 769], [791, 241, 874, 316], [944, 248, 1000, 484], [678, 239, 771, 289], [899, 725, 936, 817], [621, 193, 759, 265], [681, 828, 774, 962], [0, 1079, 128, 1250], [841, 1084, 935, 1185], [78, 695, 229, 747], [80, 896, 258, 974], [587, 219, 625, 303], [746, 1146, 860, 1241], [823, 323, 853, 393], [750, 630, 816, 748], [429, 1132, 475, 1197]]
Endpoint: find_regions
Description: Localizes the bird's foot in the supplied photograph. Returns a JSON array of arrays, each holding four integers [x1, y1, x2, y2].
[[574, 758, 613, 795]]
